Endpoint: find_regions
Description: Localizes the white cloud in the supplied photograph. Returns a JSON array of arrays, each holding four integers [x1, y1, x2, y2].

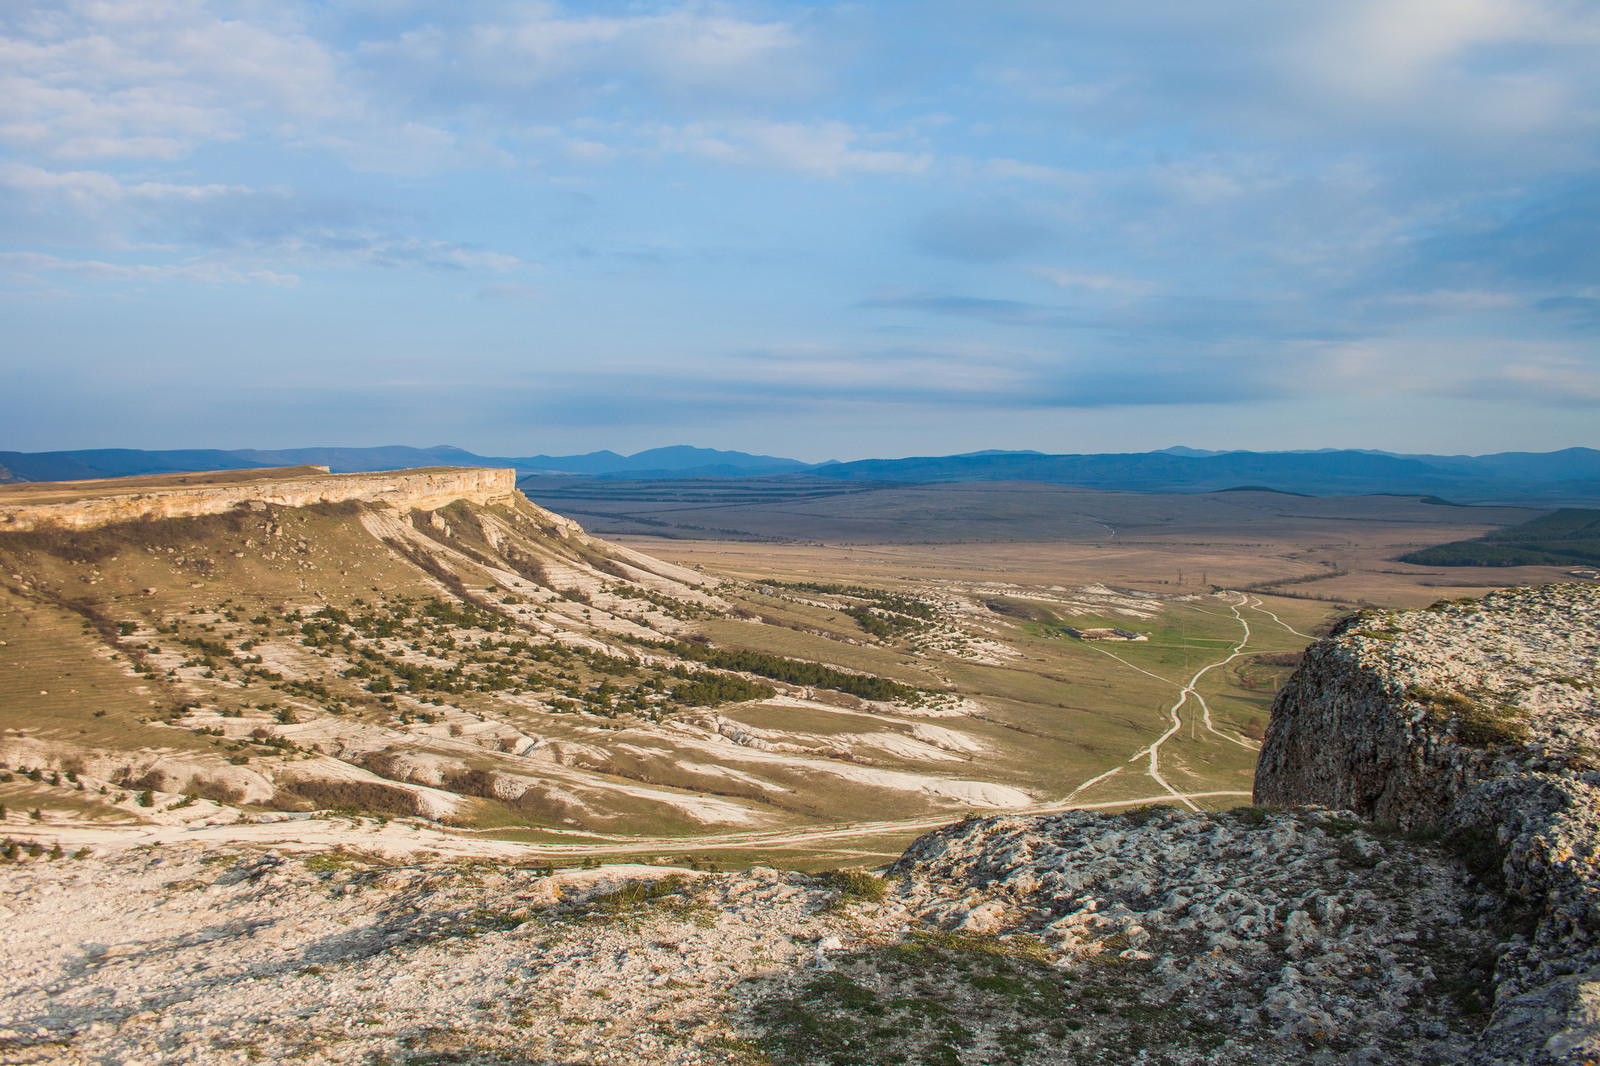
[[0, 2, 344, 161], [1290, 0, 1594, 100], [0, 249, 298, 286], [0, 162, 525, 276], [1286, 334, 1600, 406], [1493, 358, 1600, 403], [1378, 289, 1522, 311], [0, 161, 244, 204], [369, 7, 805, 94], [660, 120, 931, 177], [982, 157, 1090, 188], [1031, 267, 1156, 297]]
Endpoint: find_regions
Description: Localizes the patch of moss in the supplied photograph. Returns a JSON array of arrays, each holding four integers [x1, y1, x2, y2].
[[1407, 685, 1530, 748]]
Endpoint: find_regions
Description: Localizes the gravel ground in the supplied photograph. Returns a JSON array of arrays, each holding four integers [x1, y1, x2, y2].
[[0, 804, 1496, 1065]]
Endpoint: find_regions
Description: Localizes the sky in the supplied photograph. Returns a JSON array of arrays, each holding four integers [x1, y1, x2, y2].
[[1, 0, 1598, 462]]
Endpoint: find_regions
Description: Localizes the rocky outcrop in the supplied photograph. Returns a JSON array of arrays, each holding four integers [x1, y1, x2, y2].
[[0, 811, 1499, 1066], [1256, 584, 1600, 1064], [0, 466, 519, 532], [887, 806, 1494, 1062]]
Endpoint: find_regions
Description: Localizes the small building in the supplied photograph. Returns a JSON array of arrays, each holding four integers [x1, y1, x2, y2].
[[1063, 627, 1148, 642]]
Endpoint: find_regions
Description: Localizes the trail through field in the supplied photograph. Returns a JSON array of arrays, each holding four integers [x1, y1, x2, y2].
[[1245, 595, 1310, 638], [1, 788, 1257, 860], [1072, 592, 1258, 811]]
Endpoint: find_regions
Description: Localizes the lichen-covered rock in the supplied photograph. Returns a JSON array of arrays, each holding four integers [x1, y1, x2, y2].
[[882, 806, 1495, 1063], [1256, 583, 1600, 1064]]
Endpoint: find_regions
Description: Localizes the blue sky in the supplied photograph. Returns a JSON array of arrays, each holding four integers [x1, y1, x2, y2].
[[2, 0, 1597, 461]]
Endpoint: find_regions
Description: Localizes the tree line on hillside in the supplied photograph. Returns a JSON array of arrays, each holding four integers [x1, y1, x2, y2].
[[1401, 509, 1600, 568]]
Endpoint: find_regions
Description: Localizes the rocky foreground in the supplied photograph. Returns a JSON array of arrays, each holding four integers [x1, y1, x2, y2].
[[1, 805, 1493, 1066], [0, 582, 1595, 1065]]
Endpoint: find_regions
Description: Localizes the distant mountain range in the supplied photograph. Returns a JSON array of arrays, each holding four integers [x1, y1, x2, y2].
[[0, 445, 809, 484], [2, 444, 1598, 503]]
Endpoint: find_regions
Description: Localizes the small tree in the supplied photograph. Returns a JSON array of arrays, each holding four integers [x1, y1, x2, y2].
[[137, 789, 154, 808]]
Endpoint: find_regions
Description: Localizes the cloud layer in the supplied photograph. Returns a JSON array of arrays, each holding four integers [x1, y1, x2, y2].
[[1, 0, 1596, 456]]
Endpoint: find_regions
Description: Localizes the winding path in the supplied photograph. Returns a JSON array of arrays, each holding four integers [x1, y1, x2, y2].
[[1071, 592, 1259, 811], [1243, 594, 1310, 638]]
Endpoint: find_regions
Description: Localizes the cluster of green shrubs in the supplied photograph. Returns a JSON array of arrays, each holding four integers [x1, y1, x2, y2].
[[628, 637, 922, 703], [670, 673, 775, 707], [762, 578, 937, 640], [1400, 508, 1600, 567]]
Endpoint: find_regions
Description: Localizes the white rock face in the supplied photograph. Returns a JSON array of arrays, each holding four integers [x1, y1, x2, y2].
[[0, 467, 519, 532], [1257, 583, 1600, 1064], [887, 806, 1495, 1062]]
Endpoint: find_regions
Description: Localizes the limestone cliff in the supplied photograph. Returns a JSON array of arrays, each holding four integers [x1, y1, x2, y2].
[[1256, 584, 1600, 1064], [0, 466, 521, 532]]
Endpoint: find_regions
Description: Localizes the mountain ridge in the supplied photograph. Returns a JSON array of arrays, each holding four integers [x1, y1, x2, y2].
[[2, 445, 1598, 501]]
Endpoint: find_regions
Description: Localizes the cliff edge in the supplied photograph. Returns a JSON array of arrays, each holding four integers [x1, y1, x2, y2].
[[1256, 584, 1600, 1064], [0, 465, 520, 532]]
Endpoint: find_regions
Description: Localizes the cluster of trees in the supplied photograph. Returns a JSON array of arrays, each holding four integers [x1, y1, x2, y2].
[[669, 673, 776, 706], [637, 637, 921, 703], [1401, 508, 1600, 567], [762, 578, 936, 640]]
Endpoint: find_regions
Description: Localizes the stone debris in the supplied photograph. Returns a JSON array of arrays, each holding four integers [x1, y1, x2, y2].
[[0, 852, 840, 1065], [880, 806, 1495, 1064], [0, 804, 1498, 1065]]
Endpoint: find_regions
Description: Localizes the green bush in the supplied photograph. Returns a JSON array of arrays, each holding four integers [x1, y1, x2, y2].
[[818, 868, 887, 903]]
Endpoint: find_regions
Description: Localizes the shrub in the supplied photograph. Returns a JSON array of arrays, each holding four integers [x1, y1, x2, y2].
[[670, 674, 775, 707], [1229, 806, 1269, 826], [818, 868, 888, 903]]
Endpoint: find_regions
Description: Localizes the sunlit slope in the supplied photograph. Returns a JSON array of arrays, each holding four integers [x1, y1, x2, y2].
[[0, 476, 1055, 840], [0, 470, 1330, 856]]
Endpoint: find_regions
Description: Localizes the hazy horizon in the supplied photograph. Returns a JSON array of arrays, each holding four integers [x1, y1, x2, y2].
[[3, 2, 1598, 460]]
